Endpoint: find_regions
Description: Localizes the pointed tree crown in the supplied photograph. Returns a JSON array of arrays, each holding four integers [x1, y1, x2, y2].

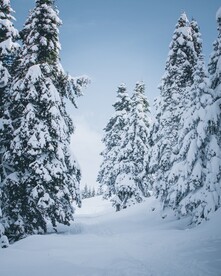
[[107, 84, 131, 141], [131, 82, 150, 117], [176, 12, 189, 27], [20, 0, 61, 68], [113, 83, 131, 112], [190, 19, 203, 57], [36, 0, 55, 5], [208, 6, 221, 90]]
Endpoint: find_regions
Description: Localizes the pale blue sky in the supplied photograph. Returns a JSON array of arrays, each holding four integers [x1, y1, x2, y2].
[[12, 0, 221, 187], [13, 0, 221, 130]]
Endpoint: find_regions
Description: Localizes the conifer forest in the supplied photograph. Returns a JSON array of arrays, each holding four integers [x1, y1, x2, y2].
[[0, 1, 220, 275]]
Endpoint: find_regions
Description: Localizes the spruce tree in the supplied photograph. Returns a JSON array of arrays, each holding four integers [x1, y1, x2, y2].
[[165, 19, 220, 224], [163, 19, 208, 219], [97, 83, 131, 199], [203, 6, 221, 220], [81, 184, 89, 199], [149, 13, 198, 208], [208, 7, 221, 91], [2, 0, 87, 242], [167, 55, 213, 222], [92, 187, 96, 197], [113, 82, 151, 210], [0, 0, 19, 247]]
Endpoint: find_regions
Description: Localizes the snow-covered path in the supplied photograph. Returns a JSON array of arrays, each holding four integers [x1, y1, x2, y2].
[[0, 196, 221, 276]]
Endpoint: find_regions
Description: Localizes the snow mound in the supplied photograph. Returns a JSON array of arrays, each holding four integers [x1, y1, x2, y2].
[[76, 195, 113, 216]]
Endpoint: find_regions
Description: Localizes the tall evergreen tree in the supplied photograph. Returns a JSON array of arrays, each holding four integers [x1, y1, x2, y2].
[[161, 19, 209, 221], [0, 0, 19, 247], [203, 6, 221, 220], [208, 7, 221, 92], [97, 83, 131, 199], [167, 55, 213, 223], [149, 13, 198, 207], [113, 82, 151, 210], [2, 0, 88, 242]]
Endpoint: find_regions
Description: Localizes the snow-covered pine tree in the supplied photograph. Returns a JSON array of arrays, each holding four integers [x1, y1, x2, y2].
[[2, 0, 88, 242], [163, 19, 206, 215], [96, 185, 103, 196], [81, 184, 87, 199], [97, 83, 131, 201], [149, 13, 198, 208], [92, 187, 96, 197], [82, 186, 96, 199], [202, 6, 221, 220], [167, 54, 213, 223], [209, 7, 221, 91], [0, 0, 19, 248], [113, 82, 151, 210]]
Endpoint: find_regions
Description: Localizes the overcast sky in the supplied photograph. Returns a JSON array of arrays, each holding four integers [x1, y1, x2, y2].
[[12, 0, 221, 188]]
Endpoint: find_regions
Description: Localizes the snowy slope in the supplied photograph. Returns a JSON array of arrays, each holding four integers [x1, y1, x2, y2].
[[0, 196, 220, 276]]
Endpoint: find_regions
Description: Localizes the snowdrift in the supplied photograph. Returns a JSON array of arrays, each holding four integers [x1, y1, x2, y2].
[[0, 196, 220, 276]]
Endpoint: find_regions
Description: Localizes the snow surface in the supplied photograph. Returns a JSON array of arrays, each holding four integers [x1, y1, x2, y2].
[[0, 196, 220, 276]]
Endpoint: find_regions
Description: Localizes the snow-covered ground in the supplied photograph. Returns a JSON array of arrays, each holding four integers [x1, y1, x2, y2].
[[0, 196, 220, 276]]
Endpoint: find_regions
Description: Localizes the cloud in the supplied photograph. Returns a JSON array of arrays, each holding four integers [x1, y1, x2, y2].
[[70, 115, 104, 189]]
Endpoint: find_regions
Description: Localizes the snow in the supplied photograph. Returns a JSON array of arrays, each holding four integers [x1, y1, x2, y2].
[[180, 12, 189, 23], [116, 173, 136, 190], [0, 38, 19, 55], [2, 0, 10, 5], [177, 35, 185, 45], [0, 61, 10, 87], [25, 64, 42, 83], [177, 26, 191, 39], [0, 195, 220, 276]]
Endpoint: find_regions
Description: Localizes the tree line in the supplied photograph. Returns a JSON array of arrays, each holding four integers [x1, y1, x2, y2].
[[0, 0, 220, 248], [81, 184, 103, 199], [97, 11, 221, 224]]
